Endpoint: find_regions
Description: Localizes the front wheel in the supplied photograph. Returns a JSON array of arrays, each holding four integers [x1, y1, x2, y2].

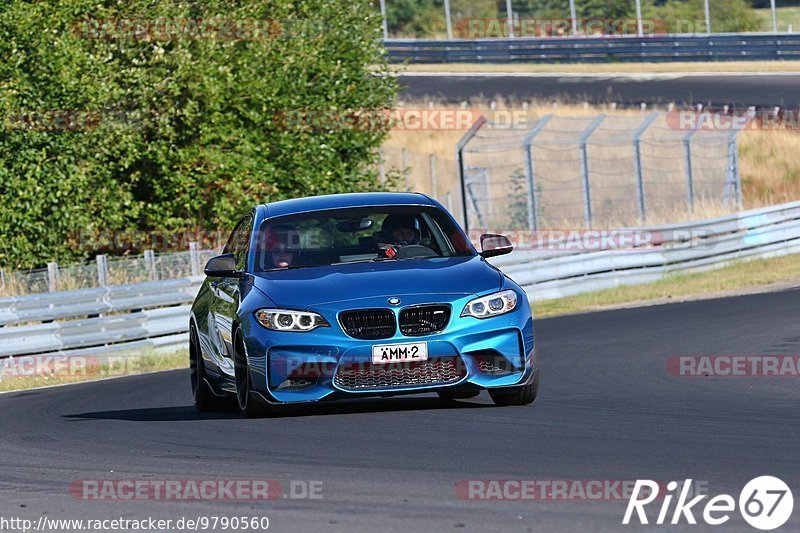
[[190, 325, 225, 411], [489, 371, 540, 406], [233, 330, 271, 418]]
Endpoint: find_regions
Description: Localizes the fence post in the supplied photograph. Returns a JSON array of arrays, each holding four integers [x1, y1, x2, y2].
[[378, 148, 385, 184], [632, 113, 659, 224], [505, 0, 514, 37], [401, 148, 410, 189], [726, 130, 743, 210], [96, 255, 108, 286], [379, 0, 388, 39], [443, 0, 453, 39], [47, 262, 59, 292], [144, 249, 157, 281], [578, 114, 606, 228], [456, 116, 488, 232], [683, 115, 704, 212], [523, 114, 554, 231], [734, 135, 742, 210], [189, 241, 200, 277], [429, 153, 437, 198], [445, 192, 453, 214], [0, 269, 5, 292]]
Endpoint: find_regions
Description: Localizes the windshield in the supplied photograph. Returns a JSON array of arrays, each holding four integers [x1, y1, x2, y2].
[[254, 206, 474, 272]]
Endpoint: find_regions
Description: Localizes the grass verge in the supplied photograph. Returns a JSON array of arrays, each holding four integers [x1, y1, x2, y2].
[[0, 349, 187, 393], [533, 253, 800, 318]]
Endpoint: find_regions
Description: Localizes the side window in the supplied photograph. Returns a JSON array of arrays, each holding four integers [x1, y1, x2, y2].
[[223, 214, 254, 270]]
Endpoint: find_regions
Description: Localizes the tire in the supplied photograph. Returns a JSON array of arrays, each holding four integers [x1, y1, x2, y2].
[[233, 330, 271, 418], [489, 370, 540, 406], [190, 325, 222, 412]]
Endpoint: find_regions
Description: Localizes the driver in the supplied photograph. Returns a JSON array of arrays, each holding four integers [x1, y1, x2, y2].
[[377, 214, 420, 258], [262, 225, 297, 269], [380, 214, 420, 246]]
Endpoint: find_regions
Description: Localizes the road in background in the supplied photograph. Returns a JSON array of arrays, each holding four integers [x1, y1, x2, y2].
[[399, 73, 800, 108], [1, 288, 799, 531]]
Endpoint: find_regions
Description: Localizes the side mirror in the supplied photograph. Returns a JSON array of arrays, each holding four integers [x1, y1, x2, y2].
[[480, 234, 513, 258], [204, 253, 241, 278]]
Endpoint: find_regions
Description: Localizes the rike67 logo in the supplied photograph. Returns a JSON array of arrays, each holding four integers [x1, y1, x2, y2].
[[623, 477, 793, 530]]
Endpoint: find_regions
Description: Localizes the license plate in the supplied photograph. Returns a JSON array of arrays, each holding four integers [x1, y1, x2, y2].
[[371, 342, 428, 364]]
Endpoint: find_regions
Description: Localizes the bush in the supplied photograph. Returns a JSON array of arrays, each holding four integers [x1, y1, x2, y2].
[[643, 0, 760, 33], [0, 0, 397, 269]]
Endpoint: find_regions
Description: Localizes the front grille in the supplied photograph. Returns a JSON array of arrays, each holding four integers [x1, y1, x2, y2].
[[339, 309, 396, 339], [333, 357, 466, 391], [399, 305, 451, 336]]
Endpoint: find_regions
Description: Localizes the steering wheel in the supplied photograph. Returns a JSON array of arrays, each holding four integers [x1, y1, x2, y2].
[[394, 244, 437, 259]]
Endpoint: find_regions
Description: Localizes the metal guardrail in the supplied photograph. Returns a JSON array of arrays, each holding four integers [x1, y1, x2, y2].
[[384, 33, 800, 62], [0, 277, 202, 359], [491, 201, 800, 300], [1, 201, 799, 359], [0, 277, 202, 326]]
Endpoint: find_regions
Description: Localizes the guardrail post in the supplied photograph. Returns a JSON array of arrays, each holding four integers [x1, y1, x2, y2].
[[429, 153, 437, 197], [632, 113, 659, 223], [523, 114, 554, 231], [47, 262, 59, 292], [96, 255, 108, 286], [144, 250, 157, 281], [189, 241, 200, 277], [456, 116, 488, 231], [578, 114, 606, 228]]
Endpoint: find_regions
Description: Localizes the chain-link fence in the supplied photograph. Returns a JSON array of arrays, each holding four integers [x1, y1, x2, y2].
[[456, 112, 742, 231], [378, 145, 462, 221], [0, 246, 218, 297]]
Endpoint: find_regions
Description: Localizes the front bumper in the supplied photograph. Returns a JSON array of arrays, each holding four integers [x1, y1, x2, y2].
[[241, 293, 536, 404]]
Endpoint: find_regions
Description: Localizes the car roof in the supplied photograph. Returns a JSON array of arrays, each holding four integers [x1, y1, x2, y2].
[[261, 192, 437, 218]]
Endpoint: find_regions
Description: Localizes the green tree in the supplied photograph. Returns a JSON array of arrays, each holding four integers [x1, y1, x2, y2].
[[0, 0, 397, 269]]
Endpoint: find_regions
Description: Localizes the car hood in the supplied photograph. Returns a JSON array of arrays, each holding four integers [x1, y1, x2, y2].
[[251, 256, 502, 309]]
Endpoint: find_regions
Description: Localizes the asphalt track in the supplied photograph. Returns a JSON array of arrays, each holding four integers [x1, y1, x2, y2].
[[1, 288, 799, 532], [399, 73, 800, 108]]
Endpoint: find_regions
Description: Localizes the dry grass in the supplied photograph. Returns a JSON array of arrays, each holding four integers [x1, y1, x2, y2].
[[755, 7, 800, 33], [0, 349, 187, 392], [739, 129, 800, 206], [401, 61, 800, 74]]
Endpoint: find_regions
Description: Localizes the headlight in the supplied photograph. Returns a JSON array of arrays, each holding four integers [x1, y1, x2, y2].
[[461, 290, 518, 319], [255, 309, 330, 332]]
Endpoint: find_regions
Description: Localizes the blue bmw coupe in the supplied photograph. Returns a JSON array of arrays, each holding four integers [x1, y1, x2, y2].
[[189, 192, 539, 416]]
